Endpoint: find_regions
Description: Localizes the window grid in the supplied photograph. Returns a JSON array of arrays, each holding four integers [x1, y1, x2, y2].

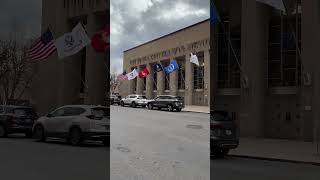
[[268, 2, 301, 87]]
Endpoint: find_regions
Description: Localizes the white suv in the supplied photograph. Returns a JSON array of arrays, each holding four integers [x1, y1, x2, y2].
[[120, 95, 149, 108], [32, 105, 110, 146]]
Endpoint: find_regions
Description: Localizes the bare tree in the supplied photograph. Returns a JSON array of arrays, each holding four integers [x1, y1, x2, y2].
[[0, 39, 35, 105]]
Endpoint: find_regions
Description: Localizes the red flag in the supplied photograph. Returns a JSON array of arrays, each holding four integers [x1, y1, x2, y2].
[[138, 68, 150, 78], [91, 24, 110, 53]]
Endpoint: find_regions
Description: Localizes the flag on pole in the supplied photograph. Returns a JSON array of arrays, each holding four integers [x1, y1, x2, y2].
[[127, 69, 139, 80], [256, 0, 286, 12], [210, 1, 221, 24], [27, 29, 56, 61], [138, 67, 150, 78], [153, 63, 163, 72], [164, 60, 179, 75], [91, 24, 110, 53], [117, 74, 128, 81], [190, 53, 199, 66], [54, 23, 91, 59]]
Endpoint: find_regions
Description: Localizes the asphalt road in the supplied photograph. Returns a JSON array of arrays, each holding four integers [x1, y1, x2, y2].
[[110, 105, 210, 180], [0, 135, 109, 180], [212, 156, 320, 180]]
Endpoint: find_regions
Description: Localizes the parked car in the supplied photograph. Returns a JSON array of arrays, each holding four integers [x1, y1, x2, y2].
[[210, 110, 239, 157], [120, 95, 149, 108], [110, 94, 121, 105], [32, 105, 110, 146], [147, 95, 184, 112], [0, 105, 38, 138]]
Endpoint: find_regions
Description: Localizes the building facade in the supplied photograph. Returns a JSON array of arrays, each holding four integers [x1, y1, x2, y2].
[[211, 0, 320, 141], [31, 0, 109, 114], [121, 20, 210, 106]]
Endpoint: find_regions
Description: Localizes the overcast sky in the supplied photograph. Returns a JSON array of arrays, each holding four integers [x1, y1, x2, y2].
[[110, 0, 210, 74], [0, 0, 42, 42]]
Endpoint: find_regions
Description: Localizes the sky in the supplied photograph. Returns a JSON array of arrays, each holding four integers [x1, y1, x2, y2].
[[0, 0, 42, 42], [110, 0, 210, 75]]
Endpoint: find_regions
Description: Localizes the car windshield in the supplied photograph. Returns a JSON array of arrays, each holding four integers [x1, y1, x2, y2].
[[210, 111, 231, 122]]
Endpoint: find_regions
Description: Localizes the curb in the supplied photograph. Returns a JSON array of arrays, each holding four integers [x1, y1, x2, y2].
[[182, 110, 210, 114], [229, 154, 320, 166]]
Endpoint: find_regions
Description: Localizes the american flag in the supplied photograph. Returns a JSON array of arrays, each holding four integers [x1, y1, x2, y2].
[[27, 29, 56, 61]]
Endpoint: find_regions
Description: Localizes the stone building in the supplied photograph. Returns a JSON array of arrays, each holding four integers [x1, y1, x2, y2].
[[31, 0, 108, 114], [121, 20, 210, 106], [211, 0, 320, 141]]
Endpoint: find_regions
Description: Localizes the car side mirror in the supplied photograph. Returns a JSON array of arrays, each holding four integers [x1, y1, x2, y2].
[[46, 113, 53, 118]]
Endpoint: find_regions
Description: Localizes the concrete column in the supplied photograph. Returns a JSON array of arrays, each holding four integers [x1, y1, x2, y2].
[[210, 25, 218, 111], [301, 0, 320, 141], [136, 66, 144, 95], [204, 50, 210, 106], [85, 14, 106, 105], [185, 54, 194, 105], [170, 70, 178, 96], [240, 0, 269, 137], [157, 71, 165, 95], [146, 63, 154, 99], [32, 0, 68, 114]]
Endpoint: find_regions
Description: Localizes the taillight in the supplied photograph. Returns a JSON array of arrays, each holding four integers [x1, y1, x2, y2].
[[211, 124, 223, 129]]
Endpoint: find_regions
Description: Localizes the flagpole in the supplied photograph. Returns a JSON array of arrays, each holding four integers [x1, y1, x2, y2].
[[220, 21, 242, 72], [158, 61, 170, 92]]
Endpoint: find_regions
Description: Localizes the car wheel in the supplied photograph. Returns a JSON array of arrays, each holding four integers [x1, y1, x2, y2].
[[0, 125, 7, 138], [103, 138, 110, 147], [167, 104, 174, 112], [68, 127, 82, 146], [148, 103, 153, 110], [33, 125, 46, 142], [176, 108, 182, 112], [120, 101, 124, 107], [131, 102, 136, 108]]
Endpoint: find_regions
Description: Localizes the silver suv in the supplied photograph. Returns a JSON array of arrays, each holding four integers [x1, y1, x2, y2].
[[32, 105, 110, 146], [120, 95, 149, 108]]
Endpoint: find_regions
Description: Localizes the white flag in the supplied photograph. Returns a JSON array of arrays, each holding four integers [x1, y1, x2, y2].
[[190, 53, 199, 66], [127, 69, 139, 80], [54, 23, 91, 59], [256, 0, 286, 12]]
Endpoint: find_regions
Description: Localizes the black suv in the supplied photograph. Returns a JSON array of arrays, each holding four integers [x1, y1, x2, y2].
[[110, 95, 121, 105], [211, 110, 239, 157], [0, 105, 38, 138], [147, 95, 184, 112]]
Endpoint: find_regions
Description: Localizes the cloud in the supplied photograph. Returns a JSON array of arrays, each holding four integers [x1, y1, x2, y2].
[[110, 0, 209, 74]]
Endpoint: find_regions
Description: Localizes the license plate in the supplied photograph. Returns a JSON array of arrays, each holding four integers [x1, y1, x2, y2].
[[225, 130, 232, 135]]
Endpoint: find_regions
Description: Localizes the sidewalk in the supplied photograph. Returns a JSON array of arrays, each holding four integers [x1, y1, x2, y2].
[[230, 138, 320, 165], [182, 105, 209, 114]]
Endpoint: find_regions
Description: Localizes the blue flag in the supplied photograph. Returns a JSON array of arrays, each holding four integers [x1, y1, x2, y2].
[[210, 1, 220, 24], [153, 63, 163, 72], [164, 60, 179, 75]]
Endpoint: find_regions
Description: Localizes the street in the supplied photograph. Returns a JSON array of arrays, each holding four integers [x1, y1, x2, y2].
[[212, 156, 320, 180], [0, 135, 109, 180], [110, 106, 210, 180]]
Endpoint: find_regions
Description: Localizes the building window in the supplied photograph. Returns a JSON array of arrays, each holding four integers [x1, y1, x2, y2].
[[177, 57, 185, 90], [194, 52, 204, 89], [163, 60, 170, 90], [268, 1, 301, 87], [80, 48, 86, 93], [217, 13, 241, 88], [153, 68, 157, 90]]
